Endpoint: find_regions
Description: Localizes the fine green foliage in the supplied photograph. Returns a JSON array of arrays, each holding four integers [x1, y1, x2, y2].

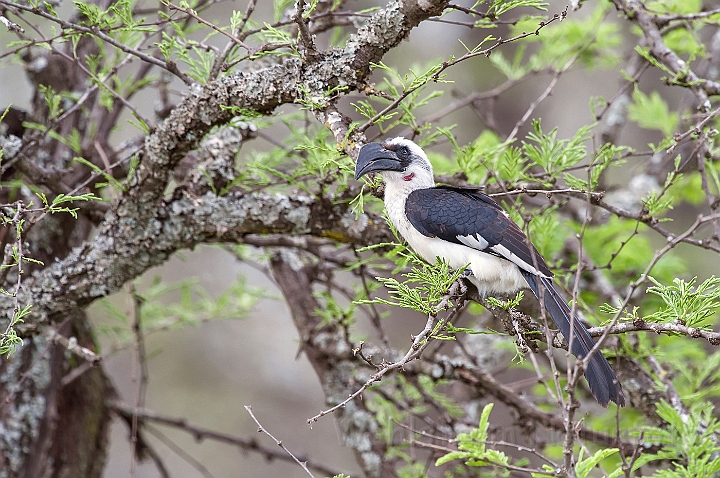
[[644, 276, 720, 328], [435, 403, 513, 473], [601, 277, 720, 331], [358, 251, 467, 316], [485, 291, 524, 310], [523, 120, 592, 180], [632, 400, 720, 477], [628, 89, 680, 137], [37, 192, 102, 218], [674, 350, 720, 404], [575, 448, 620, 478], [0, 304, 30, 356], [582, 217, 685, 285], [511, 3, 622, 70], [93, 273, 262, 347], [352, 60, 450, 134], [0, 192, 100, 357]]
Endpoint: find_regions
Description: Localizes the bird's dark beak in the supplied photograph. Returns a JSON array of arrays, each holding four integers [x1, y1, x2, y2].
[[354, 142, 404, 180]]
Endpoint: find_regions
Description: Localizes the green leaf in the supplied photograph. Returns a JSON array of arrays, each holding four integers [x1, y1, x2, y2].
[[645, 276, 720, 328], [486, 291, 524, 310], [455, 130, 517, 184], [491, 0, 548, 17], [576, 448, 618, 478], [489, 45, 529, 80], [522, 120, 593, 179], [663, 28, 705, 57], [39, 84, 63, 119], [584, 217, 685, 284], [634, 399, 720, 475], [511, 4, 621, 70], [435, 403, 512, 471], [628, 89, 679, 137], [72, 157, 126, 191], [357, 252, 466, 316], [647, 0, 701, 14], [273, 0, 294, 22]]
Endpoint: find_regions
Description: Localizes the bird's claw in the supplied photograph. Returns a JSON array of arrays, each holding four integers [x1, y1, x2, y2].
[[451, 269, 472, 299]]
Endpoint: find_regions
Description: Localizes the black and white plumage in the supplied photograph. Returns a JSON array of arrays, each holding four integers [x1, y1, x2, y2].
[[355, 137, 625, 407]]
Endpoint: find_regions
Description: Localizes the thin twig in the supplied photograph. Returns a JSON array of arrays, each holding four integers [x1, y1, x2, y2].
[[165, 1, 252, 52], [144, 426, 214, 478], [308, 281, 466, 424], [245, 406, 317, 478], [0, 0, 194, 84], [129, 285, 150, 477], [356, 8, 568, 134], [308, 313, 437, 424], [108, 401, 343, 477], [293, 0, 318, 58], [51, 333, 101, 364]]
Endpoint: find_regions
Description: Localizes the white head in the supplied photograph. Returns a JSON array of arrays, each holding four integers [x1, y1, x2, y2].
[[354, 137, 435, 190]]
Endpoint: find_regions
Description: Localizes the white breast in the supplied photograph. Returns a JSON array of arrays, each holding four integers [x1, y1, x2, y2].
[[383, 181, 527, 296]]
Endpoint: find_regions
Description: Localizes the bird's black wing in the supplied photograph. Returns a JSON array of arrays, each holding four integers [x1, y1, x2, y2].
[[405, 186, 553, 277], [406, 186, 625, 406]]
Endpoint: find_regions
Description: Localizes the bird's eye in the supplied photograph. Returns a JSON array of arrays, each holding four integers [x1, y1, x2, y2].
[[396, 146, 410, 158]]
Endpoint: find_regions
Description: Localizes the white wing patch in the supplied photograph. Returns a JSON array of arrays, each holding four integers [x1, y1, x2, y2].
[[457, 234, 489, 250], [489, 244, 551, 278]]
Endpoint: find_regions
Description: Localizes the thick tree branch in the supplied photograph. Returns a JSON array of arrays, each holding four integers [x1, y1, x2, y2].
[[4, 0, 450, 333], [15, 190, 388, 332], [269, 249, 399, 478]]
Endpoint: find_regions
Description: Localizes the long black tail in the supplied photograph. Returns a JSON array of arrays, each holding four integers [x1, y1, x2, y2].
[[521, 271, 625, 407]]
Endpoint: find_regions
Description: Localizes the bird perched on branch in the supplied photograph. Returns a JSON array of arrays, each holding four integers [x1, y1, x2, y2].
[[355, 137, 625, 407]]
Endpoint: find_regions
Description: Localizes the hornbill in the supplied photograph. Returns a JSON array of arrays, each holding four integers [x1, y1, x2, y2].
[[355, 137, 625, 407]]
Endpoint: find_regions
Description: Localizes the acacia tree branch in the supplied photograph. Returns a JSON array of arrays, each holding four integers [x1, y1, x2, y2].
[[611, 0, 720, 103], [308, 324, 638, 455], [0, 0, 195, 85], [3, 0, 452, 333], [588, 321, 720, 345], [268, 248, 400, 477], [245, 406, 318, 478], [15, 190, 389, 331]]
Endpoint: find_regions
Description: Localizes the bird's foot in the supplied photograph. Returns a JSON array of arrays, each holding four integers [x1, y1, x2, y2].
[[455, 269, 474, 299]]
